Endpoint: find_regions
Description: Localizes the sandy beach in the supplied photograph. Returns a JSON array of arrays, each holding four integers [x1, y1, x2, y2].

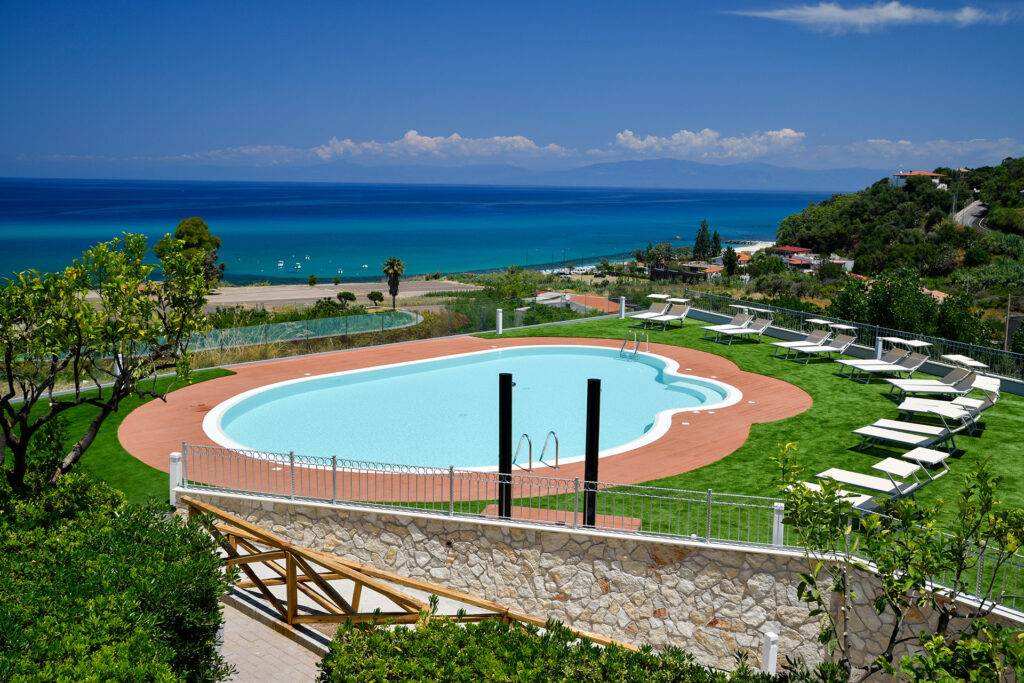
[[205, 279, 481, 309], [729, 240, 775, 254]]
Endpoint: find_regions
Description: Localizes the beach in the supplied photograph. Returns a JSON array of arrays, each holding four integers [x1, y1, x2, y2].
[[204, 279, 480, 310]]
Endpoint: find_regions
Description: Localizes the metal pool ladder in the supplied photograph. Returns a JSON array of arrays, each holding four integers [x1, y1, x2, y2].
[[620, 329, 649, 358], [512, 433, 533, 470], [538, 431, 559, 469]]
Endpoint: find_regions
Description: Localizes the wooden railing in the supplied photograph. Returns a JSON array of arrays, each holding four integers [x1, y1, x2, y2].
[[182, 495, 636, 649]]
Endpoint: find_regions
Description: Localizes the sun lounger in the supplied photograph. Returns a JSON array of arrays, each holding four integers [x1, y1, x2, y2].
[[852, 424, 951, 452], [790, 481, 878, 511], [630, 301, 669, 323], [816, 467, 918, 497], [789, 334, 856, 364], [895, 398, 983, 433], [885, 369, 974, 401], [771, 329, 831, 358], [646, 303, 690, 331], [701, 313, 751, 341], [715, 317, 771, 344], [835, 349, 922, 382], [900, 447, 951, 478], [870, 418, 960, 450]]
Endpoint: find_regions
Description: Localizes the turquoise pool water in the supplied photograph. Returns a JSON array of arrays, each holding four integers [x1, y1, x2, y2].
[[204, 345, 741, 469]]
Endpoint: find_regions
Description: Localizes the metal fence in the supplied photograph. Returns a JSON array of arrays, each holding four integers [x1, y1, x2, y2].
[[178, 442, 1024, 612], [667, 288, 1024, 380], [179, 442, 792, 547]]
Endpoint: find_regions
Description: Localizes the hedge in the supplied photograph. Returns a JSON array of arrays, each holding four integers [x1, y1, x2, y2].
[[0, 474, 235, 682]]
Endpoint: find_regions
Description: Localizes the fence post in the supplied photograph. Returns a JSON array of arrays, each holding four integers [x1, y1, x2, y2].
[[874, 336, 883, 360], [976, 553, 985, 596], [289, 451, 296, 500], [448, 466, 455, 516], [619, 296, 626, 319], [496, 308, 503, 335], [331, 455, 337, 504], [169, 452, 183, 506], [771, 502, 785, 546], [573, 477, 580, 528], [181, 441, 188, 486], [705, 489, 713, 542], [761, 631, 778, 675]]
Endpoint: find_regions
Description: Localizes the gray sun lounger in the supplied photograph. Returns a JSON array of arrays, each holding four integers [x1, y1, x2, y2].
[[646, 304, 690, 331], [835, 349, 917, 382], [701, 313, 751, 341], [771, 329, 831, 358], [630, 301, 669, 323], [790, 481, 878, 512], [885, 369, 975, 401], [714, 317, 770, 344], [789, 334, 856, 364]]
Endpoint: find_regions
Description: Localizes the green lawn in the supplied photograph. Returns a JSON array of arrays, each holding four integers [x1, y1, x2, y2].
[[22, 369, 233, 505], [481, 318, 1024, 515]]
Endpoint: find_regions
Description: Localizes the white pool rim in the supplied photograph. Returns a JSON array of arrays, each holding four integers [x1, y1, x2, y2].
[[201, 344, 744, 472]]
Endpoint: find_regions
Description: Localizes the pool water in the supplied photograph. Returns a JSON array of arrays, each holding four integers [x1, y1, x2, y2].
[[204, 345, 741, 469]]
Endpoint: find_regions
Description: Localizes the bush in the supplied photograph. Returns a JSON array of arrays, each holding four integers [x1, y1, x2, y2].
[[317, 613, 832, 682], [0, 475, 235, 681]]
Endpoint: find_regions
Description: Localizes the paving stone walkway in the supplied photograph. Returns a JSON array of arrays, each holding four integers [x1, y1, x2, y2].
[[222, 603, 321, 682]]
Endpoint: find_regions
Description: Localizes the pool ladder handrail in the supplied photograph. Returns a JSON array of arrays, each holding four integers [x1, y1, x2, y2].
[[512, 433, 533, 471], [538, 430, 559, 468], [620, 329, 649, 358]]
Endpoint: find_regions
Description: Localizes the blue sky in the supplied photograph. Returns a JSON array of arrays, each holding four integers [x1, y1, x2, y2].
[[1, 0, 1022, 178]]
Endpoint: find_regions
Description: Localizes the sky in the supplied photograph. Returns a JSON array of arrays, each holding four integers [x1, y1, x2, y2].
[[1, 0, 1022, 180]]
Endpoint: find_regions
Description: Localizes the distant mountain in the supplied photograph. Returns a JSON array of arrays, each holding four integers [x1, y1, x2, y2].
[[534, 159, 888, 192], [8, 157, 889, 192]]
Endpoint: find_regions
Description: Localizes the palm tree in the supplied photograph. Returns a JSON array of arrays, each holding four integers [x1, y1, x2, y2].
[[382, 256, 406, 310]]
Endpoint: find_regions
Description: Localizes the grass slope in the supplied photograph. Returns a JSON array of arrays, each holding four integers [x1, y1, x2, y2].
[[27, 369, 233, 505], [482, 319, 1024, 514]]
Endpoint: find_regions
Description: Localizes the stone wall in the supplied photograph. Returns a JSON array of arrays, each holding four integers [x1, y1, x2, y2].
[[182, 490, 1024, 674]]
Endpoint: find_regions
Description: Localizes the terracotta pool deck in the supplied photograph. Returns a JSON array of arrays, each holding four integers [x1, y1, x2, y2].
[[120, 335, 811, 495]]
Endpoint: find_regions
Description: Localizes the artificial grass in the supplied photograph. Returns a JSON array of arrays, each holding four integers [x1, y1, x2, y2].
[[480, 318, 1024, 515], [21, 368, 233, 506]]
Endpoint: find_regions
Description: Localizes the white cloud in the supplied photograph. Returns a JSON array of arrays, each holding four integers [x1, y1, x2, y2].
[[730, 2, 1010, 33], [811, 135, 1024, 167], [595, 127, 806, 160], [313, 129, 568, 160]]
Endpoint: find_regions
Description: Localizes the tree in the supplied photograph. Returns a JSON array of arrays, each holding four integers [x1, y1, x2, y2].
[[867, 267, 937, 334], [308, 274, 318, 286], [382, 256, 406, 310], [367, 291, 384, 307], [827, 278, 871, 322], [336, 291, 356, 309], [722, 247, 739, 276], [935, 292, 985, 344], [155, 217, 225, 286], [693, 221, 713, 261], [332, 276, 341, 285], [775, 447, 1024, 681], [0, 234, 208, 488], [712, 230, 722, 258]]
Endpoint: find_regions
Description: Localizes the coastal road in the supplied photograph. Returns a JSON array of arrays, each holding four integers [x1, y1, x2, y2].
[[955, 200, 988, 230]]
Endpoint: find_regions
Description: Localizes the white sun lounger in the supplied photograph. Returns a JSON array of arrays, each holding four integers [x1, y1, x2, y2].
[[852, 424, 951, 452], [789, 334, 856, 364], [900, 447, 952, 478], [871, 418, 961, 450], [895, 398, 984, 433], [885, 370, 975, 401], [715, 317, 771, 344], [790, 481, 878, 511], [701, 313, 751, 341], [630, 301, 669, 322], [646, 303, 690, 330], [771, 329, 831, 358], [816, 467, 919, 497]]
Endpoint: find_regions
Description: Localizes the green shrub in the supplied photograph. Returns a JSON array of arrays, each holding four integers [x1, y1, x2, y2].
[[0, 475, 235, 681], [317, 613, 833, 682]]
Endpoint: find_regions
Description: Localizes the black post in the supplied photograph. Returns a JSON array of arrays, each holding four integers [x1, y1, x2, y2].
[[583, 378, 601, 528], [498, 372, 513, 519]]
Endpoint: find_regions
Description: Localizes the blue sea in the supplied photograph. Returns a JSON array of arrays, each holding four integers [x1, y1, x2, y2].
[[0, 178, 825, 282]]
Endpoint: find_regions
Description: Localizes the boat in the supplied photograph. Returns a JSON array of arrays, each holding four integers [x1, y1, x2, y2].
[[361, 264, 368, 269], [277, 260, 284, 268], [337, 268, 344, 274], [294, 262, 301, 270], [305, 254, 310, 260]]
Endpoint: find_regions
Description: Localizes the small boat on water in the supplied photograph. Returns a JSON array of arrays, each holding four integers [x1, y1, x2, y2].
[[294, 262, 302, 270], [277, 260, 284, 268], [305, 254, 310, 260], [361, 264, 368, 269], [337, 268, 344, 274]]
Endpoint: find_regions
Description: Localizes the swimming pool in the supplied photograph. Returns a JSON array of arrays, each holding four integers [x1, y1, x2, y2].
[[203, 345, 742, 469]]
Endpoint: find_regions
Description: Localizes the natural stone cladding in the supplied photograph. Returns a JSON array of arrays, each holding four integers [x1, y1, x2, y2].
[[183, 491, 823, 670], [181, 491, 1024, 674]]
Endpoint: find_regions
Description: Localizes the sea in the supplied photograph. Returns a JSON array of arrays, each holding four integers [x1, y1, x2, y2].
[[0, 178, 826, 283]]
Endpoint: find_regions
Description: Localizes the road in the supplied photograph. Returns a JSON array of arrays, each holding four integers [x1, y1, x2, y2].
[[955, 200, 988, 230]]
